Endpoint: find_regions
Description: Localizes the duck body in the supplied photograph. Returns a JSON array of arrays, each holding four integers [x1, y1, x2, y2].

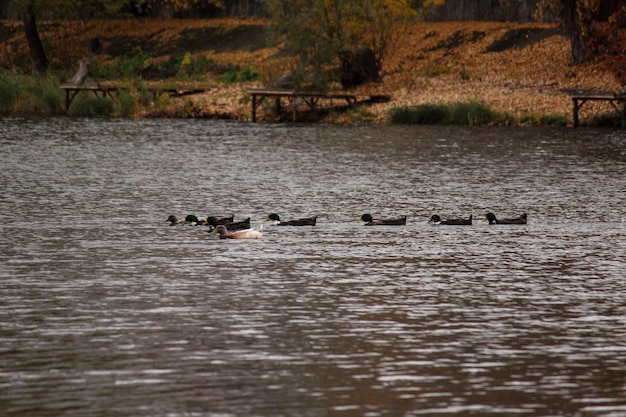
[[165, 215, 180, 226], [266, 213, 317, 226], [204, 216, 250, 231], [484, 212, 527, 225], [203, 215, 234, 226], [359, 213, 407, 226], [211, 224, 263, 239], [182, 215, 204, 225], [429, 214, 473, 225]]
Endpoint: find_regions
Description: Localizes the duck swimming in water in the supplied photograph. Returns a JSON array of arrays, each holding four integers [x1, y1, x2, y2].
[[211, 224, 263, 239], [359, 213, 406, 226], [484, 212, 527, 225], [205, 216, 251, 231], [165, 215, 180, 226], [429, 214, 473, 225], [265, 213, 317, 226], [182, 215, 204, 225]]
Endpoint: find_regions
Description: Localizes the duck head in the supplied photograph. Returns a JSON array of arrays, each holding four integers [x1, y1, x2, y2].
[[359, 214, 373, 223]]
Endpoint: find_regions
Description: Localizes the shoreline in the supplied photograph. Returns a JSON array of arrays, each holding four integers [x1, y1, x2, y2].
[[1, 19, 623, 126]]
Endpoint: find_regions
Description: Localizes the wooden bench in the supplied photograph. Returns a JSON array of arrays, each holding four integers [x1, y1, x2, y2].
[[572, 94, 626, 128], [59, 84, 118, 111], [248, 88, 390, 122]]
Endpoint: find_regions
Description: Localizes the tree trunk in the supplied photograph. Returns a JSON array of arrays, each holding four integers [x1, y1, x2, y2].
[[22, 7, 49, 73], [560, 0, 592, 65]]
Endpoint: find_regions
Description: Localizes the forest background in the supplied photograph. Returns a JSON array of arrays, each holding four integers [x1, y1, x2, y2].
[[1, 0, 625, 125]]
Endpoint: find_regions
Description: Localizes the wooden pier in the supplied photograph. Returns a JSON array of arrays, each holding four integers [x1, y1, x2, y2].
[[248, 88, 390, 122], [59, 84, 206, 111], [572, 93, 626, 128]]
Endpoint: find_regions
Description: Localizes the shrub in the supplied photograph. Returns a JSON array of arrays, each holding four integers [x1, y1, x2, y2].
[[389, 101, 509, 125], [221, 64, 259, 83], [70, 95, 113, 117], [389, 104, 450, 124], [521, 111, 569, 126], [115, 89, 136, 117], [0, 72, 22, 111], [29, 77, 63, 113], [178, 52, 215, 78], [449, 101, 497, 125]]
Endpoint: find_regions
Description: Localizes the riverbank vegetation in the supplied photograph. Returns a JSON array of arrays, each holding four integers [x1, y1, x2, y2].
[[1, 1, 625, 125]]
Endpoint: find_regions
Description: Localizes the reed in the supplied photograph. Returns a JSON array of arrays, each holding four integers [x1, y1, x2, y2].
[[389, 101, 509, 125], [0, 72, 63, 113]]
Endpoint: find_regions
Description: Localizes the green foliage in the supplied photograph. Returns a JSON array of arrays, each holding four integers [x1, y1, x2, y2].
[[94, 51, 154, 79], [70, 95, 113, 117], [0, 71, 62, 113], [178, 52, 216, 79], [266, 0, 416, 89], [449, 101, 498, 125], [220, 64, 259, 83], [389, 101, 510, 125], [521, 111, 569, 126], [115, 89, 136, 117], [0, 72, 22, 111], [389, 104, 450, 124]]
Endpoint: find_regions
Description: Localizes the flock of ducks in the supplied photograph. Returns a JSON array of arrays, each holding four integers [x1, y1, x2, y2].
[[165, 212, 528, 240]]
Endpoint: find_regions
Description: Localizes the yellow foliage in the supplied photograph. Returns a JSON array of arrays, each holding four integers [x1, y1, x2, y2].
[[146, 0, 225, 11], [423, 0, 445, 6]]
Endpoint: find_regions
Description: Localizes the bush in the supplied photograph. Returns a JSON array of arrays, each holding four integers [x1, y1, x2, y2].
[[28, 77, 63, 113], [0, 72, 63, 113], [178, 52, 215, 79], [115, 89, 136, 117], [449, 101, 498, 125], [389, 101, 508, 125], [70, 95, 113, 117], [93, 51, 154, 79], [521, 111, 569, 126], [0, 72, 22, 111], [221, 64, 259, 83], [389, 104, 450, 124]]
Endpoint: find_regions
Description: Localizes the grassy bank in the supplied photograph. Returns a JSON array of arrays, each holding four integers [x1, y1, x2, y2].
[[1, 18, 623, 125]]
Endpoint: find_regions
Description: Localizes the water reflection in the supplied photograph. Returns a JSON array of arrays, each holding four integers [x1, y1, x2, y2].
[[1, 117, 625, 417]]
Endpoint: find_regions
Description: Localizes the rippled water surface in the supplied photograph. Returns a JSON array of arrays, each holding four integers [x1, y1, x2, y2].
[[1, 117, 626, 417]]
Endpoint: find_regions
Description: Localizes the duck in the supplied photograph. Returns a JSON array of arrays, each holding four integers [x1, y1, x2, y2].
[[359, 213, 407, 226], [211, 224, 263, 239], [202, 215, 234, 226], [205, 216, 251, 231], [484, 212, 528, 225], [182, 214, 204, 225], [202, 215, 236, 226], [265, 213, 317, 226], [165, 215, 180, 226], [429, 214, 473, 225]]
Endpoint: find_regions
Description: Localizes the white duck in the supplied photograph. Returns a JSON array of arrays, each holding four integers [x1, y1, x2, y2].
[[211, 224, 263, 239]]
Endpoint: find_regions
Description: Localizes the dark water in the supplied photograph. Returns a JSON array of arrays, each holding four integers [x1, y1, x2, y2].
[[1, 117, 625, 417]]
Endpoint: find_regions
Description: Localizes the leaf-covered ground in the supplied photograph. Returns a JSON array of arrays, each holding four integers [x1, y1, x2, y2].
[[1, 18, 623, 123]]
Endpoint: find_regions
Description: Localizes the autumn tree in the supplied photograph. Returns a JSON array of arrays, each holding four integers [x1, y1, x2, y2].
[[7, 0, 225, 73], [265, 0, 416, 89], [535, 0, 621, 64]]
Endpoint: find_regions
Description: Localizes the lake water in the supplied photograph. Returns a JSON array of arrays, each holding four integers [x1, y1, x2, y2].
[[1, 116, 625, 417]]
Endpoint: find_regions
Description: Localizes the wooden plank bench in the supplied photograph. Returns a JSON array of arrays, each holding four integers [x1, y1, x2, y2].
[[572, 94, 626, 128], [59, 84, 118, 111], [248, 88, 389, 122]]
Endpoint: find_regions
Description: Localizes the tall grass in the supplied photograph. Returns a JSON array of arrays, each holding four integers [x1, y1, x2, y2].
[[389, 101, 513, 125], [0, 71, 63, 113]]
